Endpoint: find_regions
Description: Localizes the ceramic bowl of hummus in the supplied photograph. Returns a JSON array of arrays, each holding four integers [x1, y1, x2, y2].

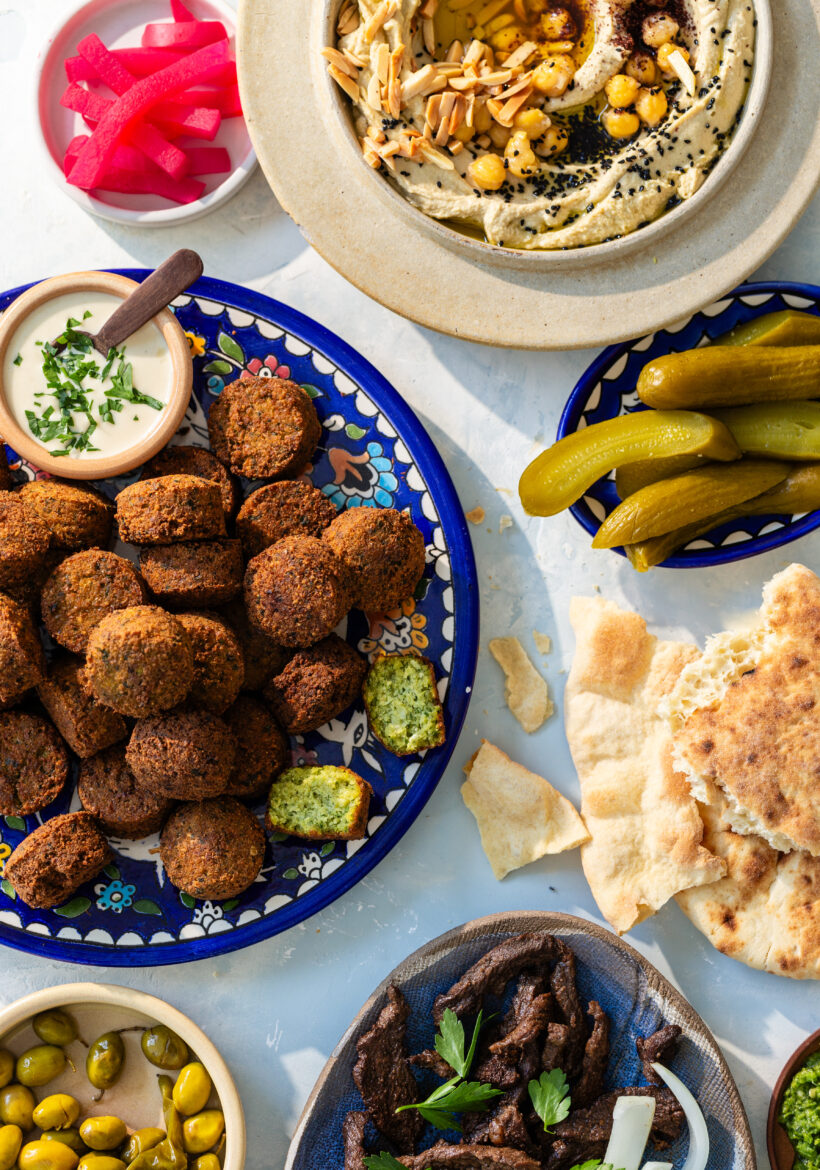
[[0, 981, 245, 1170], [320, 0, 772, 260], [0, 271, 192, 480]]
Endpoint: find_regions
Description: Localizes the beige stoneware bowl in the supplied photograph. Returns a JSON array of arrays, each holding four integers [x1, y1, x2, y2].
[[0, 981, 245, 1170], [0, 271, 192, 480]]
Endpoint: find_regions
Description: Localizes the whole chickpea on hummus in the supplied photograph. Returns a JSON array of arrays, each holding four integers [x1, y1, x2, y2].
[[324, 0, 755, 249]]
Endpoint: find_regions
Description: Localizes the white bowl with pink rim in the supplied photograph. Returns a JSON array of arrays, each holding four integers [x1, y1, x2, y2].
[[35, 0, 257, 227]]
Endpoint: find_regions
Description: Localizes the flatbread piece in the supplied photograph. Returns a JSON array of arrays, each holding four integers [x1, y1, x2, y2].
[[489, 636, 552, 733]]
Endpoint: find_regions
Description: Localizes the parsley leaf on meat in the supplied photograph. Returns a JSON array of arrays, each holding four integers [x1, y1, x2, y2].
[[434, 1008, 484, 1080], [364, 1154, 406, 1170], [529, 1068, 571, 1132]]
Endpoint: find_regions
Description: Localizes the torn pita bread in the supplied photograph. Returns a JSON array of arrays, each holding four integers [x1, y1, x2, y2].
[[565, 596, 725, 934], [462, 739, 588, 880], [675, 782, 820, 979], [667, 563, 820, 856], [489, 636, 553, 733]]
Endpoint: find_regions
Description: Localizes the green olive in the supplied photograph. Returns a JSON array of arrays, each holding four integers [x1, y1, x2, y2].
[[0, 1055, 13, 1092], [125, 1139, 183, 1170], [18, 1139, 79, 1170], [40, 1132, 87, 1156], [15, 1046, 66, 1088], [76, 1158, 126, 1170], [0, 1085, 35, 1130], [190, 1157, 220, 1170], [119, 1130, 165, 1166], [171, 1064, 211, 1118], [86, 1035, 124, 1093], [33, 1096, 81, 1132], [139, 1029, 187, 1073], [181, 1112, 224, 1156], [0, 1124, 21, 1170], [32, 1012, 78, 1049], [77, 1120, 126, 1154]]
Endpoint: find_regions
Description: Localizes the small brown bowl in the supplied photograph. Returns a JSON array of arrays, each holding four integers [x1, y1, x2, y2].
[[767, 1028, 820, 1170], [0, 270, 192, 480]]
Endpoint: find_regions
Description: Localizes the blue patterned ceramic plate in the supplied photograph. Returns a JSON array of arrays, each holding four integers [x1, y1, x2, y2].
[[0, 271, 479, 966], [286, 912, 755, 1170], [559, 281, 820, 568]]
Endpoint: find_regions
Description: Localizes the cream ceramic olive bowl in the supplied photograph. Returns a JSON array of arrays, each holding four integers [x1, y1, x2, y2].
[[0, 982, 245, 1170], [0, 271, 192, 480]]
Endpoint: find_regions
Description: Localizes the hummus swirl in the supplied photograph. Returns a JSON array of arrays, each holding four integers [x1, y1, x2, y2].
[[330, 0, 755, 249]]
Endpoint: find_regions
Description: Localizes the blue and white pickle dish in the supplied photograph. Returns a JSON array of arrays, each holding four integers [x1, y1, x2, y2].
[[0, 271, 479, 966], [559, 281, 820, 568]]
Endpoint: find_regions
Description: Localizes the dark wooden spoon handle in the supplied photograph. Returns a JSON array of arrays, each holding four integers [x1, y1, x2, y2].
[[93, 249, 204, 355]]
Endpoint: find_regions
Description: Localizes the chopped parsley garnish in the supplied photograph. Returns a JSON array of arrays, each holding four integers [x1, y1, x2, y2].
[[529, 1068, 571, 1132], [25, 315, 163, 456], [12, 353, 22, 366]]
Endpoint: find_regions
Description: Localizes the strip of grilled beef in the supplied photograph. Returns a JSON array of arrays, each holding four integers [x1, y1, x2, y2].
[[636, 1025, 682, 1085], [353, 985, 423, 1152], [552, 1086, 684, 1147], [549, 943, 585, 1081], [399, 1144, 542, 1170], [572, 1001, 610, 1107], [343, 1111, 368, 1170], [433, 936, 561, 1023]]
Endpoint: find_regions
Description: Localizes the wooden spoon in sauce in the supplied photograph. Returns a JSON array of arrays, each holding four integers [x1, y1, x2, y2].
[[53, 249, 203, 355]]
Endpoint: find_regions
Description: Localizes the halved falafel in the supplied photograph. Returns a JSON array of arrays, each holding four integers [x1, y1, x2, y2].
[[126, 708, 236, 800], [37, 657, 127, 758], [139, 539, 243, 608], [263, 634, 366, 733], [362, 653, 446, 755], [19, 479, 113, 551], [236, 481, 337, 558], [78, 745, 175, 839], [3, 811, 112, 909], [85, 605, 193, 718], [140, 445, 239, 520], [323, 506, 425, 613], [0, 592, 46, 705], [265, 765, 372, 840], [244, 536, 352, 648], [207, 376, 321, 479], [160, 797, 265, 900], [116, 474, 226, 545], [223, 695, 288, 801], [176, 612, 244, 714], [41, 549, 147, 655], [0, 712, 70, 816]]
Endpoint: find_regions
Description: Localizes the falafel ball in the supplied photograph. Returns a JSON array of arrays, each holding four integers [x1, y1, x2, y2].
[[207, 376, 321, 479], [37, 657, 127, 758], [244, 535, 352, 648], [116, 474, 226, 545], [4, 811, 112, 909], [85, 605, 194, 718], [139, 539, 243, 608], [140, 444, 239, 520], [219, 599, 290, 691], [0, 492, 52, 593], [0, 592, 46, 705], [126, 708, 236, 800], [160, 797, 266, 900], [236, 481, 337, 559], [0, 712, 70, 816], [223, 695, 289, 801], [176, 612, 244, 713], [19, 479, 113, 551], [323, 507, 425, 613], [0, 447, 11, 492], [41, 549, 147, 655], [263, 634, 367, 733], [78, 745, 175, 839]]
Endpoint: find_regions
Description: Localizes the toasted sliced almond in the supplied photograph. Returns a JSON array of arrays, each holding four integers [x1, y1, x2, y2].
[[337, 0, 360, 35], [388, 78, 402, 117], [463, 38, 486, 66], [366, 71, 383, 109], [503, 39, 538, 70], [422, 15, 436, 54], [446, 38, 465, 61], [436, 61, 465, 75], [496, 85, 533, 124], [322, 46, 359, 78], [464, 92, 476, 126], [401, 62, 443, 99], [449, 74, 477, 91], [434, 113, 451, 144], [364, 0, 398, 41], [668, 47, 697, 95], [475, 68, 515, 85], [418, 140, 457, 168], [495, 70, 533, 99], [361, 138, 382, 167], [328, 63, 361, 100], [420, 0, 440, 15], [375, 42, 390, 83], [426, 92, 443, 126]]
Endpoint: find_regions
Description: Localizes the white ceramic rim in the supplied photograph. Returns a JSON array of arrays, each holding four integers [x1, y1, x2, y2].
[[0, 982, 246, 1170], [34, 0, 258, 228], [317, 0, 774, 270]]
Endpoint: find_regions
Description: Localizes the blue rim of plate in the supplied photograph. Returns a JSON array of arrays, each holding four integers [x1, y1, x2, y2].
[[0, 271, 479, 967], [558, 280, 820, 568]]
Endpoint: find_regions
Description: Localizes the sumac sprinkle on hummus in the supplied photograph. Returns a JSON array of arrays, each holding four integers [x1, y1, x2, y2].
[[324, 0, 755, 248]]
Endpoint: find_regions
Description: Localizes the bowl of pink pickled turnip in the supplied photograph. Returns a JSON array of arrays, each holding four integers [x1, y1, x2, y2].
[[36, 0, 257, 226]]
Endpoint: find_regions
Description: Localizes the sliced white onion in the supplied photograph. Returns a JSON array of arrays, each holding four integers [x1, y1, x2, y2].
[[604, 1096, 656, 1170], [651, 1062, 710, 1170], [642, 1163, 674, 1170]]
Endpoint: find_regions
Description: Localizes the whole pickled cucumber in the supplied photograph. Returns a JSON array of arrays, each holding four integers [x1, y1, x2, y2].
[[615, 453, 705, 499], [519, 410, 739, 516], [715, 309, 820, 348], [637, 346, 820, 409], [592, 460, 789, 549], [714, 402, 820, 460]]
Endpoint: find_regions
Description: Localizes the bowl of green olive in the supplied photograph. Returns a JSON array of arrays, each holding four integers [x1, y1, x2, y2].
[[0, 983, 244, 1170]]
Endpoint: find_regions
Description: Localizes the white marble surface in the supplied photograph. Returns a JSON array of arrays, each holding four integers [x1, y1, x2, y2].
[[2, 3, 820, 1168]]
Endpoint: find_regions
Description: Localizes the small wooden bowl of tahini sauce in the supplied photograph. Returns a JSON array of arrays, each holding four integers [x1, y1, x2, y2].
[[0, 270, 192, 479]]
